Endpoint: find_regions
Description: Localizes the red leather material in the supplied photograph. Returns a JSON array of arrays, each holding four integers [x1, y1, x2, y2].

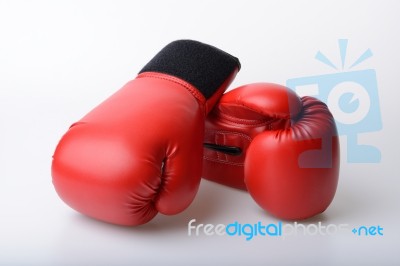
[[203, 83, 301, 189], [245, 96, 339, 220], [203, 83, 339, 219], [52, 70, 237, 226], [217, 83, 302, 121]]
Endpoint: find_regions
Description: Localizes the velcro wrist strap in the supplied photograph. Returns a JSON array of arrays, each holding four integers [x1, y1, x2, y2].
[[139, 40, 240, 99]]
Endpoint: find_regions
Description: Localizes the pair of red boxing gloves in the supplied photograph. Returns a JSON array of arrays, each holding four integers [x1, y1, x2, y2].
[[52, 40, 339, 226]]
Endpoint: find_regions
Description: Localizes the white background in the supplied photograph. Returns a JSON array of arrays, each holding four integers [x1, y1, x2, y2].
[[1, 0, 399, 265]]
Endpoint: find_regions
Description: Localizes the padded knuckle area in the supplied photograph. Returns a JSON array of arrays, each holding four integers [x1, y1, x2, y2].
[[219, 83, 303, 120]]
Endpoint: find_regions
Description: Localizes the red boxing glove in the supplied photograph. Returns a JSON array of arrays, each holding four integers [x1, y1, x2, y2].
[[203, 83, 339, 220], [52, 40, 240, 226]]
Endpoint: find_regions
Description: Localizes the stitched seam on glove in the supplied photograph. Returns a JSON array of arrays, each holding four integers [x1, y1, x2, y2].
[[137, 72, 206, 106]]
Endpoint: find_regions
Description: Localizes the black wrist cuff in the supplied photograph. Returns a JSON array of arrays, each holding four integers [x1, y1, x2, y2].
[[139, 40, 240, 99]]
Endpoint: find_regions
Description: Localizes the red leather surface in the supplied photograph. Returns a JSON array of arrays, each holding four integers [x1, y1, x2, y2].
[[203, 83, 301, 189], [203, 83, 339, 219], [52, 70, 237, 226], [245, 95, 339, 220]]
